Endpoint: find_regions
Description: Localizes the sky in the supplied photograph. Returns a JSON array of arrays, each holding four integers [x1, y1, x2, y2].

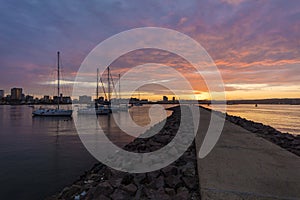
[[0, 0, 299, 100]]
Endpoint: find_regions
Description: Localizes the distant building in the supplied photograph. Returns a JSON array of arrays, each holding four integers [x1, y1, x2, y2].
[[43, 95, 51, 103], [79, 95, 92, 104], [140, 99, 148, 104], [163, 96, 168, 102], [53, 96, 60, 104], [129, 97, 139, 104], [6, 95, 11, 101], [72, 99, 79, 104], [62, 96, 72, 104], [53, 94, 71, 104], [25, 95, 34, 103], [11, 88, 23, 101], [0, 90, 4, 98]]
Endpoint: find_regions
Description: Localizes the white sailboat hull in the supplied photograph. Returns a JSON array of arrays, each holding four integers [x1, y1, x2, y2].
[[32, 109, 72, 116]]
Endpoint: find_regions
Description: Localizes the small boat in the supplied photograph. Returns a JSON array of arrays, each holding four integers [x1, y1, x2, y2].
[[32, 52, 72, 117]]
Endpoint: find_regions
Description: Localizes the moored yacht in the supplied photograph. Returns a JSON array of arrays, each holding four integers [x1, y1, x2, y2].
[[32, 52, 72, 117]]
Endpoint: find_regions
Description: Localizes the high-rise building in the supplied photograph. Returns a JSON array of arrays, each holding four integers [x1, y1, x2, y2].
[[0, 90, 4, 98], [11, 88, 23, 100]]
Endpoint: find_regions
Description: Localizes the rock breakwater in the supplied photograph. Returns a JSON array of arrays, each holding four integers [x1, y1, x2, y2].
[[47, 106, 201, 200]]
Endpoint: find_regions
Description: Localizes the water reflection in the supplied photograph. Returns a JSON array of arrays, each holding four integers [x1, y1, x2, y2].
[[74, 104, 173, 147], [0, 104, 174, 200], [0, 106, 96, 200]]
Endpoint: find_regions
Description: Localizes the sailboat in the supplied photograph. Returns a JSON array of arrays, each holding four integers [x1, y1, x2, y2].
[[77, 68, 110, 115], [109, 73, 132, 111], [32, 52, 73, 117]]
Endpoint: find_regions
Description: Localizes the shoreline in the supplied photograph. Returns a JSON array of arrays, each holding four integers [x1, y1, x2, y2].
[[201, 106, 300, 157], [47, 106, 201, 200]]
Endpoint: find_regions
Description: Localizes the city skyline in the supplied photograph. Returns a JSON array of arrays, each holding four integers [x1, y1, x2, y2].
[[0, 86, 178, 102], [0, 1, 299, 100]]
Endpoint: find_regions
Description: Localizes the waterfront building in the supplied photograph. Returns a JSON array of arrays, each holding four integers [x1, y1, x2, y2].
[[25, 95, 34, 103], [43, 95, 51, 103], [0, 90, 4, 98], [11, 88, 23, 101], [62, 96, 72, 104], [79, 95, 92, 104]]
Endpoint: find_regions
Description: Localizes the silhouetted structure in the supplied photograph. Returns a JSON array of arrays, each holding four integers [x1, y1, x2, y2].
[[163, 96, 168, 102], [79, 95, 92, 104], [0, 90, 4, 99], [11, 88, 23, 102]]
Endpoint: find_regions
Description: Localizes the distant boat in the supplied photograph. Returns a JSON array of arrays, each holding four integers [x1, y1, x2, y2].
[[111, 74, 132, 111], [77, 68, 110, 115], [102, 68, 132, 112], [32, 52, 72, 117]]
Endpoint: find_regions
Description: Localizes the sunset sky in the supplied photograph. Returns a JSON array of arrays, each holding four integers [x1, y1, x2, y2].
[[0, 0, 299, 100]]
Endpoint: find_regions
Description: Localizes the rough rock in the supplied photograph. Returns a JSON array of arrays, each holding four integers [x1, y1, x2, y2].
[[46, 106, 201, 200]]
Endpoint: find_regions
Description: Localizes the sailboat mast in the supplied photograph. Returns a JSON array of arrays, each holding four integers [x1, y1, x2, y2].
[[96, 68, 99, 100], [118, 74, 121, 101], [107, 66, 111, 102], [57, 51, 60, 110]]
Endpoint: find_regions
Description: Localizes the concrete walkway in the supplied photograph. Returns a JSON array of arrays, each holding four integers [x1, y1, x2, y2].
[[195, 107, 300, 200]]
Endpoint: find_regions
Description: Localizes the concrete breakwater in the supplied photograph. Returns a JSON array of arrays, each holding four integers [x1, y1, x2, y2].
[[201, 106, 300, 157], [47, 106, 201, 200], [196, 106, 300, 199]]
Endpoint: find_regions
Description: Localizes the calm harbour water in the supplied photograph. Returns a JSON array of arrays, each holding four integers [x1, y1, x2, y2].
[[204, 104, 300, 135], [0, 104, 172, 200], [2, 104, 298, 199]]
